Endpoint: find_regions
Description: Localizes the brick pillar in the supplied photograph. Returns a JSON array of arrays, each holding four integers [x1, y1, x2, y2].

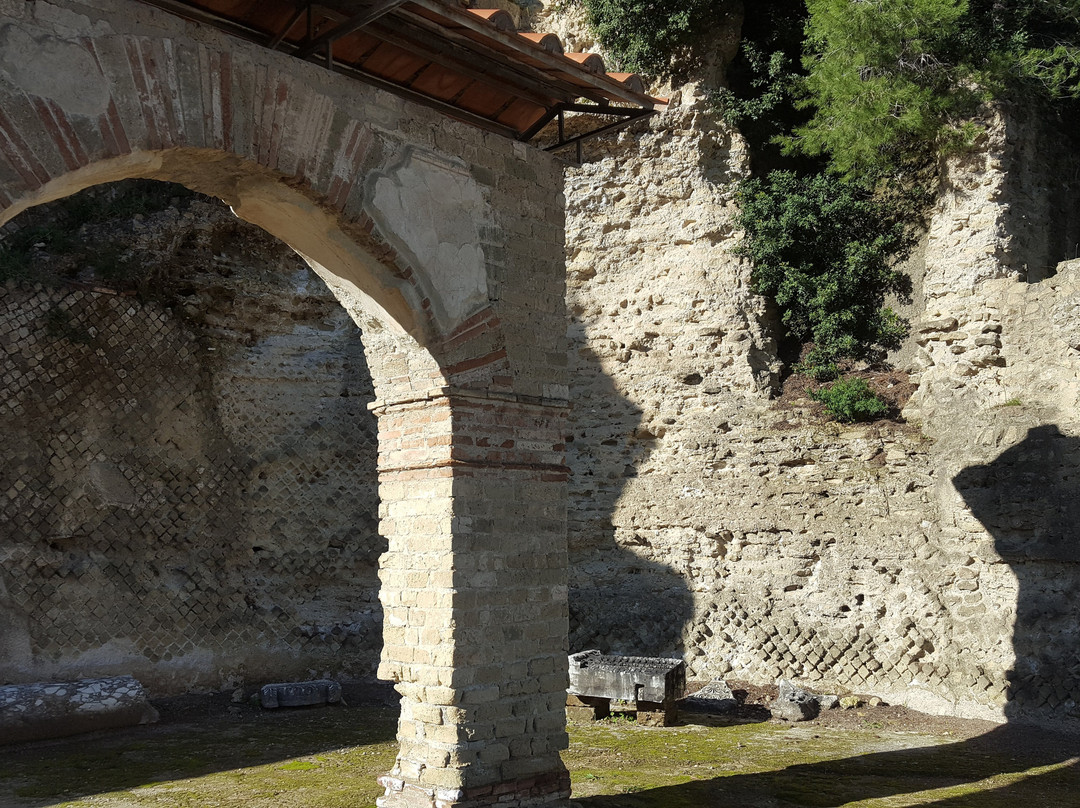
[[373, 388, 571, 808]]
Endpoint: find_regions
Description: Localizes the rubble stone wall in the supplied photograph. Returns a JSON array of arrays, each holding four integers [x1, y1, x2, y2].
[[562, 91, 1080, 725], [0, 200, 383, 694]]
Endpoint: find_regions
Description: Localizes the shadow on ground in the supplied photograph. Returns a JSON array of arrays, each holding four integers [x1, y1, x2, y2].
[[0, 685, 398, 808], [571, 722, 1080, 808]]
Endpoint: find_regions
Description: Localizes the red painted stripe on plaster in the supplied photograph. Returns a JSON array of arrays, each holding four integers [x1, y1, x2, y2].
[[335, 122, 373, 210], [254, 68, 274, 166], [266, 79, 289, 170], [327, 177, 346, 209], [81, 38, 130, 157], [33, 99, 79, 172], [144, 37, 182, 149], [47, 100, 89, 166], [159, 40, 186, 147], [0, 106, 50, 188], [96, 99, 131, 158], [126, 38, 162, 150]]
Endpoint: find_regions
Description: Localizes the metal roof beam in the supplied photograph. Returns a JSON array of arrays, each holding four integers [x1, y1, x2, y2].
[[544, 109, 656, 153], [267, 4, 310, 49], [293, 0, 408, 58], [366, 16, 571, 108]]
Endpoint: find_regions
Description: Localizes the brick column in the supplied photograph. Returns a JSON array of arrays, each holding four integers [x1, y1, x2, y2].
[[372, 388, 571, 808]]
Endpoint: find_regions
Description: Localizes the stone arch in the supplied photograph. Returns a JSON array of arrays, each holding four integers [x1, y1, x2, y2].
[[2, 5, 572, 806], [0, 183, 384, 693], [0, 148, 445, 401]]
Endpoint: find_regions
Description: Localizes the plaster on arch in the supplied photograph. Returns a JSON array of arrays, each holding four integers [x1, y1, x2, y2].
[[367, 147, 492, 332]]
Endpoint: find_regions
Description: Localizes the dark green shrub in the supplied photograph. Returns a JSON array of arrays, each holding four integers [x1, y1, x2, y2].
[[735, 170, 914, 378], [810, 377, 888, 422]]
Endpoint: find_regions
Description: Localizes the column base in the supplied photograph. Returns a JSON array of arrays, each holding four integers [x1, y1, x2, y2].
[[377, 771, 571, 808]]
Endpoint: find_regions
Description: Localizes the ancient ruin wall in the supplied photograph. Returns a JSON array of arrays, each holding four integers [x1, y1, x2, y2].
[[561, 86, 1080, 725], [0, 197, 383, 695]]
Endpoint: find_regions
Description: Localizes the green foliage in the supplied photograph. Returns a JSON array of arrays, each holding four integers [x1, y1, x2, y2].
[[790, 0, 978, 176], [710, 0, 811, 171], [789, 0, 1080, 175], [735, 170, 914, 376], [580, 0, 727, 75], [713, 43, 799, 131], [810, 377, 889, 422]]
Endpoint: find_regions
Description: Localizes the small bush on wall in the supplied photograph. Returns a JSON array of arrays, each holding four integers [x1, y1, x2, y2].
[[735, 170, 915, 379], [810, 377, 889, 423]]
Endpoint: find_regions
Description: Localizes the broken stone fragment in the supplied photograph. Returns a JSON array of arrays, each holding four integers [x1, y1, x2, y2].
[[772, 680, 821, 722], [680, 680, 738, 715], [0, 676, 158, 743], [259, 679, 342, 709], [816, 694, 840, 710]]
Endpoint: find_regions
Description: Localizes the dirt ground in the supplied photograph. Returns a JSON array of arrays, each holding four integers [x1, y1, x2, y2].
[[718, 680, 1002, 738], [1, 683, 1078, 808]]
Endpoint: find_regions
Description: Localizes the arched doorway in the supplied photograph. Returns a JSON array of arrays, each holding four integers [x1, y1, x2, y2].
[[1, 5, 573, 806]]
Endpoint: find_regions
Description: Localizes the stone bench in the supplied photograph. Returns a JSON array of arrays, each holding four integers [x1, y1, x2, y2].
[[0, 676, 158, 744], [567, 650, 686, 726]]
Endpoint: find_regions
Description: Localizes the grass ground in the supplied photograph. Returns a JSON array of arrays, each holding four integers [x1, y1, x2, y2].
[[1, 691, 1077, 808]]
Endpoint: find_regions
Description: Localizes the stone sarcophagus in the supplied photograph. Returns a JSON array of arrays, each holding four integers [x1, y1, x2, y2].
[[567, 650, 686, 726]]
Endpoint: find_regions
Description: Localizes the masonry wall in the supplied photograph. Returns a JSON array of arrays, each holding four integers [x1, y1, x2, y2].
[[0, 195, 383, 694], [561, 88, 1080, 725]]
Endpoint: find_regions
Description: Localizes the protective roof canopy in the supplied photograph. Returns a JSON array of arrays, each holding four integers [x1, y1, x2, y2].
[[137, 0, 667, 148]]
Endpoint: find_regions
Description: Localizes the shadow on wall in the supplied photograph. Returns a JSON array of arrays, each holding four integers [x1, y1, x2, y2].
[[575, 424, 1080, 806], [566, 339, 694, 660], [999, 106, 1080, 282], [953, 423, 1080, 724]]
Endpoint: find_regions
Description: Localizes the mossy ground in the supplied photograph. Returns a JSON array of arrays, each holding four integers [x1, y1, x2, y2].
[[1, 699, 1077, 808]]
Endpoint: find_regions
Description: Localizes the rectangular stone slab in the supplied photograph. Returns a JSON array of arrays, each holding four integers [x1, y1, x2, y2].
[[0, 676, 158, 744], [259, 679, 342, 708]]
